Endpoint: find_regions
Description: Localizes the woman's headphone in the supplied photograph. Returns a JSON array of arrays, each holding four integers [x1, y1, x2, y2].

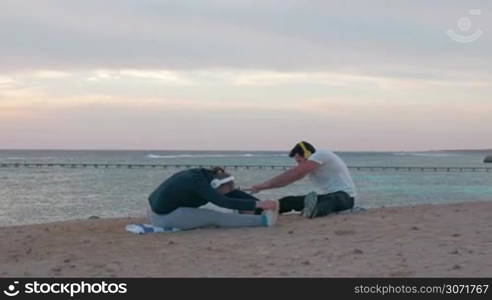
[[210, 176, 235, 189], [299, 141, 312, 158]]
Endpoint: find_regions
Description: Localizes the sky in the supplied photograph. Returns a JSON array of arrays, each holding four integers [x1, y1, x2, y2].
[[0, 0, 491, 151]]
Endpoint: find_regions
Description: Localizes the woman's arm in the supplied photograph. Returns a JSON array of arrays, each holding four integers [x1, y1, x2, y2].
[[200, 187, 277, 211], [197, 182, 259, 211]]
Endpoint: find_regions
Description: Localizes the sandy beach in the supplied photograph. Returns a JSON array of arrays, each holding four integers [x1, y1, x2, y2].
[[1, 202, 491, 277]]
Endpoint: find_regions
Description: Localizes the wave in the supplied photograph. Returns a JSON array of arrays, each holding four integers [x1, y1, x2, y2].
[[4, 156, 54, 160], [393, 152, 463, 157], [146, 153, 287, 159]]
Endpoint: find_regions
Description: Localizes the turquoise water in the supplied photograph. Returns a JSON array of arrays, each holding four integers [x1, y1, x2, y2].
[[0, 150, 491, 226]]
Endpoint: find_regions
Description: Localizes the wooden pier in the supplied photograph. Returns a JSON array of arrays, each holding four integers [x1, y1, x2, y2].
[[0, 163, 491, 173]]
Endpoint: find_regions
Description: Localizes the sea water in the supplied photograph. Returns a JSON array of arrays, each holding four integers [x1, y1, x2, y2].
[[0, 149, 491, 226]]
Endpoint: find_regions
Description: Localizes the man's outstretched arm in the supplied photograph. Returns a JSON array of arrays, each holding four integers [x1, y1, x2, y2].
[[248, 160, 320, 193]]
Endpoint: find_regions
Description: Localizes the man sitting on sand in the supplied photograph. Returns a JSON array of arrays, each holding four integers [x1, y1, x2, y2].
[[247, 141, 356, 218], [148, 167, 278, 230]]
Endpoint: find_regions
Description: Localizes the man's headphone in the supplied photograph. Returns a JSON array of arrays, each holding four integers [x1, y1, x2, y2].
[[299, 141, 312, 158], [210, 176, 235, 189]]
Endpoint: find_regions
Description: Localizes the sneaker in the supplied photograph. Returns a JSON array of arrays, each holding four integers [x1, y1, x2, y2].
[[262, 210, 278, 227], [350, 206, 367, 213], [302, 192, 318, 218]]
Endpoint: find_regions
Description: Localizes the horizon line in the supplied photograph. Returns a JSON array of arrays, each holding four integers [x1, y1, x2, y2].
[[1, 148, 492, 153]]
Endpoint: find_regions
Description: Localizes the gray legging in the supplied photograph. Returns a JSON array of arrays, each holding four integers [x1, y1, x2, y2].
[[148, 206, 265, 230]]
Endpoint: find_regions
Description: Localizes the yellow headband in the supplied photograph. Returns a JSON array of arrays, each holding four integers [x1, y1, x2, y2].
[[299, 142, 312, 158]]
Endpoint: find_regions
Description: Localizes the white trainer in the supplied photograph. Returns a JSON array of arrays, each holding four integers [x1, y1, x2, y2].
[[262, 210, 278, 227]]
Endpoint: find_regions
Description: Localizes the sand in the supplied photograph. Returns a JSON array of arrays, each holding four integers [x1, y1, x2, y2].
[[1, 202, 491, 277]]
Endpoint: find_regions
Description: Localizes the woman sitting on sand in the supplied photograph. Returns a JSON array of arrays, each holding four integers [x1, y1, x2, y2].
[[147, 167, 278, 230]]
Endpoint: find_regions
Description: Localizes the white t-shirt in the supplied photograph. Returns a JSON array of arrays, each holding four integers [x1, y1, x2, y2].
[[308, 149, 357, 198]]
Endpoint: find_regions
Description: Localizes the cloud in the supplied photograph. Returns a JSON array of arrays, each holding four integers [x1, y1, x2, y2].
[[0, 0, 490, 80], [1, 1, 491, 150], [2, 94, 491, 150], [30, 70, 71, 79], [0, 76, 20, 89], [85, 69, 191, 85]]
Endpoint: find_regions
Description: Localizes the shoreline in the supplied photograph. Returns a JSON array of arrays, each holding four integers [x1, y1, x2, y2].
[[1, 201, 491, 277], [0, 200, 490, 229]]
